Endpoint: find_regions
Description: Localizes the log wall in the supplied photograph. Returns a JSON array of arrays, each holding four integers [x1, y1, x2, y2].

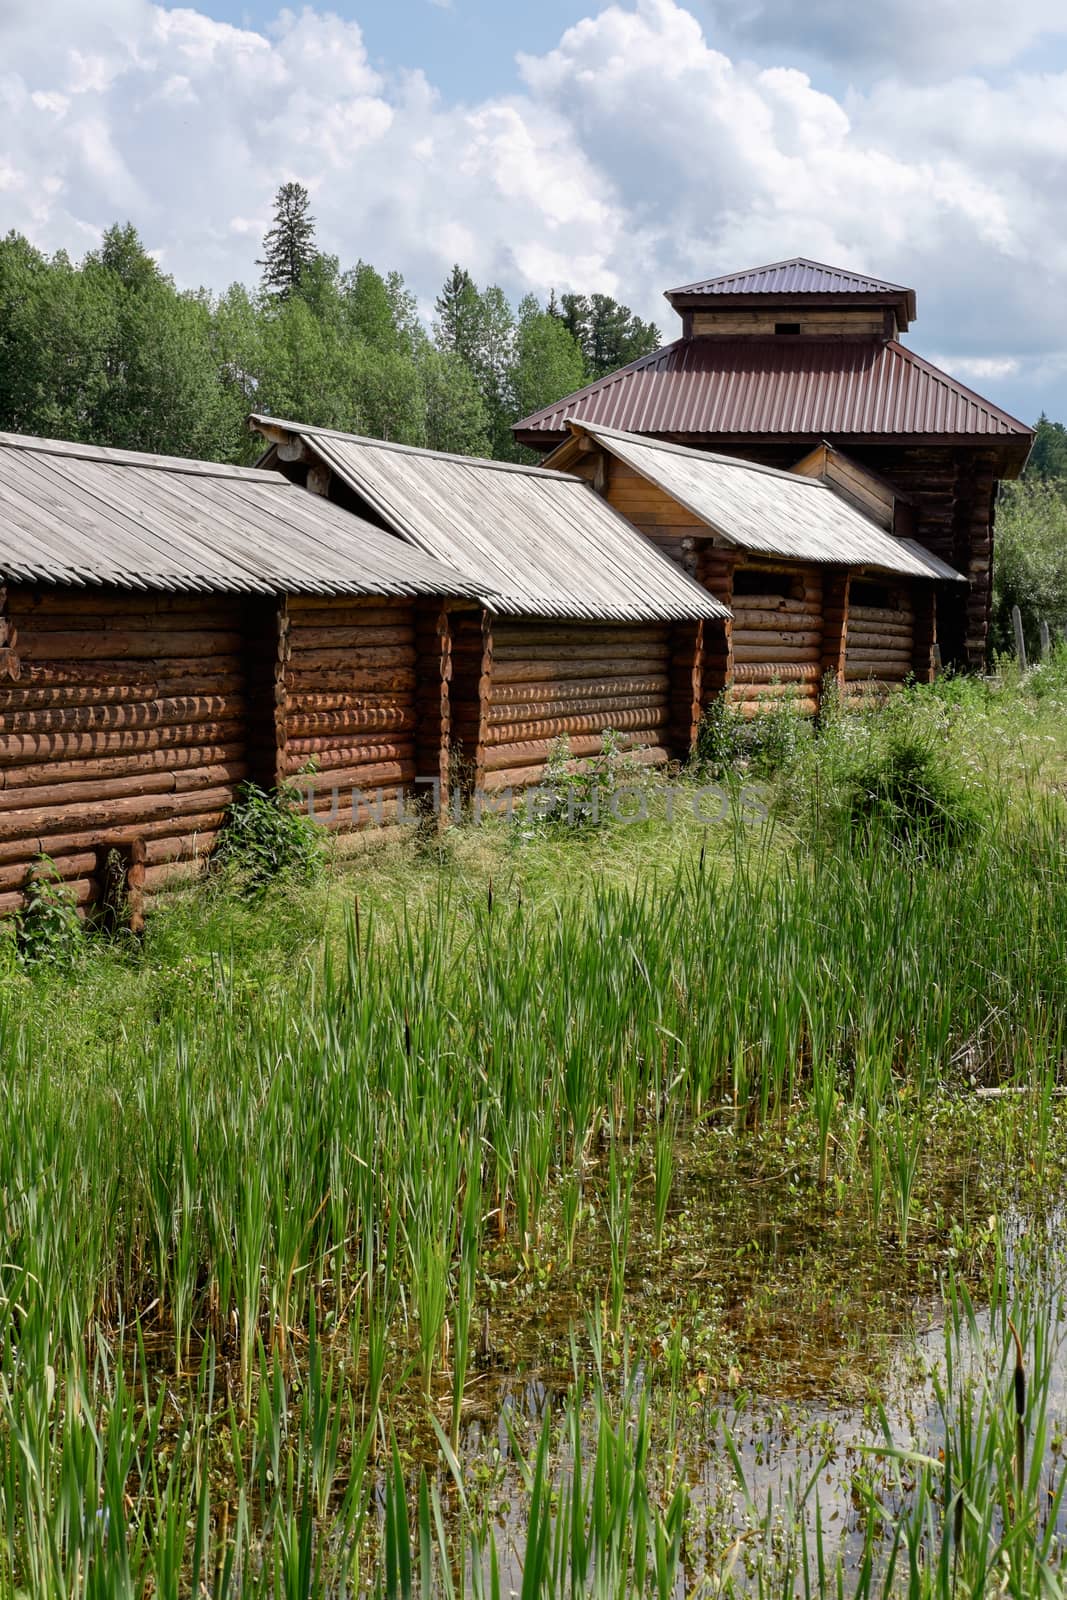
[[480, 618, 674, 793], [0, 588, 250, 917], [281, 595, 419, 827], [843, 586, 915, 704]]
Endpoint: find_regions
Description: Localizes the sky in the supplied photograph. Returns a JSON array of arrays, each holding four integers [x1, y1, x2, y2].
[[2, 0, 1067, 425]]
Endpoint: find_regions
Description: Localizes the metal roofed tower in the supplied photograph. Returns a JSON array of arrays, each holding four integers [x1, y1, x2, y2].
[[513, 257, 1034, 667]]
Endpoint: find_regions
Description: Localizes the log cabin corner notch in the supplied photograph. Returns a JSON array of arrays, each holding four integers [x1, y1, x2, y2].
[[543, 421, 965, 715], [0, 431, 483, 921], [249, 416, 728, 793]]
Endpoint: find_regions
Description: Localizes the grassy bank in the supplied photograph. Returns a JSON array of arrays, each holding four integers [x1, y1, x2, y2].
[[1, 662, 1066, 1595]]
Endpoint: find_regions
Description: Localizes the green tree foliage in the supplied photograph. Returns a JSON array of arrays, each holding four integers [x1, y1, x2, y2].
[[991, 478, 1067, 658], [1024, 413, 1067, 482], [0, 222, 621, 464], [512, 294, 585, 436], [556, 291, 660, 380], [0, 225, 244, 459], [258, 181, 318, 301]]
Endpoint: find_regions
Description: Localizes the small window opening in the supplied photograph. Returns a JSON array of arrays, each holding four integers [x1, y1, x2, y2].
[[733, 568, 797, 599], [851, 580, 894, 609], [774, 322, 801, 336]]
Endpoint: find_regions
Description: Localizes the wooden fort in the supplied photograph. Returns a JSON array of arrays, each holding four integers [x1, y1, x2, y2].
[[543, 423, 964, 717], [0, 433, 483, 920], [513, 258, 1033, 668], [249, 417, 726, 797]]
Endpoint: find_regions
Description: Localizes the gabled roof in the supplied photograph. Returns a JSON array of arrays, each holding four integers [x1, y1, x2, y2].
[[666, 257, 914, 311], [552, 423, 965, 583], [513, 337, 1032, 467], [249, 416, 727, 625], [0, 431, 481, 599]]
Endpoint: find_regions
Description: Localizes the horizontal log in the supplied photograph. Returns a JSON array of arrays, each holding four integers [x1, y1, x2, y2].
[[15, 660, 159, 689], [2, 696, 245, 740], [844, 666, 910, 682], [491, 642, 670, 664], [483, 730, 649, 773], [845, 647, 913, 665], [0, 786, 239, 845], [490, 625, 669, 650], [8, 589, 243, 617], [731, 644, 822, 664], [0, 737, 242, 788], [485, 708, 667, 747], [143, 860, 206, 893], [286, 645, 413, 673], [285, 739, 414, 769], [487, 692, 663, 724], [0, 850, 99, 893], [18, 605, 241, 633], [481, 746, 668, 792], [288, 605, 412, 630], [734, 698, 818, 718], [289, 625, 415, 652], [729, 594, 816, 616], [19, 631, 244, 661], [725, 680, 816, 701], [730, 662, 822, 683], [0, 877, 97, 917], [0, 808, 230, 865], [144, 830, 220, 867], [0, 762, 246, 819], [726, 609, 822, 632], [0, 682, 152, 713], [291, 760, 415, 792], [491, 657, 668, 686], [489, 675, 669, 706], [731, 628, 822, 649], [847, 604, 913, 627], [286, 672, 417, 698], [286, 706, 415, 739]]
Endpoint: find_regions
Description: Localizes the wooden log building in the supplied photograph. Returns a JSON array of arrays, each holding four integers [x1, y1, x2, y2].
[[249, 418, 727, 795], [513, 258, 1033, 668], [0, 432, 483, 921], [543, 422, 965, 716]]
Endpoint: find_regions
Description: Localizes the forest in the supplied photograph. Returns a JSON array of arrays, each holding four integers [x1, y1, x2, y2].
[[0, 181, 1064, 653], [0, 185, 657, 467]]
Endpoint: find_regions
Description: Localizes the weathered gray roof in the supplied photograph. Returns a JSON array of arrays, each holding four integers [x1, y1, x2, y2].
[[567, 424, 965, 582], [249, 417, 728, 624], [0, 431, 481, 598]]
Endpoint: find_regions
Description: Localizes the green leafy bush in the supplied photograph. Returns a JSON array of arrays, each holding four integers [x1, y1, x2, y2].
[[840, 727, 982, 853], [214, 782, 326, 896], [531, 729, 646, 833], [14, 857, 85, 969], [696, 689, 810, 778], [990, 480, 1067, 660]]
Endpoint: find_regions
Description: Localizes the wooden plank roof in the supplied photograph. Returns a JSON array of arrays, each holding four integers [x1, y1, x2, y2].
[[512, 337, 1032, 465], [0, 431, 482, 599], [554, 424, 966, 582], [249, 417, 728, 625]]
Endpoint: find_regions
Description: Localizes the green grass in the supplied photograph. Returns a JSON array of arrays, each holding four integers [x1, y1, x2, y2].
[[0, 662, 1066, 1594]]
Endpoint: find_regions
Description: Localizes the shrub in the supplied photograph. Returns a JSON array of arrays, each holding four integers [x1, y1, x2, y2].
[[696, 689, 810, 778], [990, 480, 1067, 661], [14, 856, 85, 969], [214, 781, 326, 896], [530, 729, 646, 833], [840, 726, 982, 853]]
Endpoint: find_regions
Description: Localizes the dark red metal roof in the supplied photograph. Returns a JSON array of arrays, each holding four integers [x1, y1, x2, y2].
[[666, 257, 912, 301], [513, 338, 1032, 457]]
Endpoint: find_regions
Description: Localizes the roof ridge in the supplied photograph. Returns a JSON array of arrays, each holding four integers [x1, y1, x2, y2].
[[0, 430, 276, 480], [574, 422, 829, 487], [249, 415, 577, 478], [666, 258, 911, 296]]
